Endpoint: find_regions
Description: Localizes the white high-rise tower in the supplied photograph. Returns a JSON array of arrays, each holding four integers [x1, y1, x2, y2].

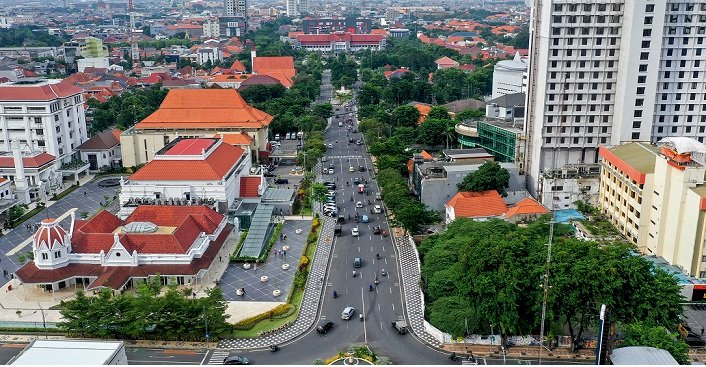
[[525, 0, 706, 209]]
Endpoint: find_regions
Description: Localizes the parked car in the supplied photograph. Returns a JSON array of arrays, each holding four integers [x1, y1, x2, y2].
[[341, 306, 356, 320], [328, 168, 335, 174], [359, 166, 365, 172], [337, 215, 345, 224], [274, 178, 289, 184], [375, 193, 382, 201], [334, 224, 342, 236], [349, 166, 355, 172], [317, 320, 334, 334]]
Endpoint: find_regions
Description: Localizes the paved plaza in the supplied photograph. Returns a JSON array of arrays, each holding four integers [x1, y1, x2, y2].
[[221, 219, 312, 302]]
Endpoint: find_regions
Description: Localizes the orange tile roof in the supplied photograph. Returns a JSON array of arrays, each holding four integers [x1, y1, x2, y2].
[[215, 133, 254, 145], [134, 89, 272, 130], [446, 191, 508, 218], [130, 141, 245, 181], [435, 56, 459, 66], [506, 197, 550, 218], [406, 159, 414, 173], [420, 150, 433, 160], [230, 59, 247, 72], [370, 29, 387, 36], [414, 103, 431, 123], [253, 56, 296, 88], [0, 81, 84, 101]]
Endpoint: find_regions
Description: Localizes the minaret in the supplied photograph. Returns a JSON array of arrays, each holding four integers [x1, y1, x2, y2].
[[11, 140, 30, 205]]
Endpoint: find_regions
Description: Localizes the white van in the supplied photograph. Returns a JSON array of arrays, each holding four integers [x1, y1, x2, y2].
[[286, 132, 292, 140], [297, 131, 303, 139], [274, 133, 280, 141]]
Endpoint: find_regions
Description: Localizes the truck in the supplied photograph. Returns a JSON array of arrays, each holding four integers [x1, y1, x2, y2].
[[391, 319, 408, 334]]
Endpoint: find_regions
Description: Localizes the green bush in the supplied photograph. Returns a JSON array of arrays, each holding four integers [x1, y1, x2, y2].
[[232, 304, 293, 330]]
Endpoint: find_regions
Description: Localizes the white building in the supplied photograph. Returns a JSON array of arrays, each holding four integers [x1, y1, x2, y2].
[[525, 0, 706, 209], [202, 19, 221, 38], [286, 0, 308, 16], [119, 138, 262, 218], [0, 79, 87, 181], [10, 340, 127, 365], [492, 52, 528, 99], [76, 129, 122, 171], [197, 47, 223, 65], [224, 0, 247, 18]]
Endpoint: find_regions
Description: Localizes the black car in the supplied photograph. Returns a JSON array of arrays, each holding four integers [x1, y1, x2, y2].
[[358, 166, 365, 172], [274, 178, 289, 184], [353, 177, 360, 184], [223, 354, 250, 365], [317, 320, 334, 334]]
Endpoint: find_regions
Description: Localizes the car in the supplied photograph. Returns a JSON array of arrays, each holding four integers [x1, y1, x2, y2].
[[285, 132, 291, 140], [322, 156, 327, 162], [325, 183, 337, 190], [341, 307, 356, 320], [334, 224, 342, 236], [353, 177, 360, 184], [353, 257, 361, 268], [391, 320, 408, 335], [326, 196, 335, 202], [339, 122, 343, 127], [356, 201, 363, 208], [274, 133, 280, 141], [349, 166, 355, 172], [328, 168, 335, 174], [356, 140, 362, 145], [324, 205, 338, 212], [328, 143, 333, 148], [358, 184, 365, 193], [317, 320, 334, 334], [223, 354, 250, 365], [373, 205, 382, 214], [351, 227, 359, 237], [361, 215, 369, 223], [373, 226, 381, 234], [375, 193, 382, 201], [337, 215, 345, 224], [358, 166, 365, 172], [274, 178, 289, 184]]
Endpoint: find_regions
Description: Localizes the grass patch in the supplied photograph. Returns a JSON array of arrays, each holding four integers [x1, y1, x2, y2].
[[10, 205, 45, 228], [229, 219, 322, 338], [50, 183, 80, 201]]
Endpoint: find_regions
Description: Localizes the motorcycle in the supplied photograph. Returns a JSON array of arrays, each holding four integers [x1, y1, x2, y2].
[[381, 269, 387, 276], [333, 290, 338, 298], [369, 284, 373, 292], [359, 314, 364, 321], [352, 270, 357, 278], [270, 345, 280, 352]]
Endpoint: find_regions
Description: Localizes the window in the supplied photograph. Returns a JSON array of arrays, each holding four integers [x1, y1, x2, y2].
[[644, 16, 653, 25], [631, 132, 640, 139], [633, 121, 641, 128], [645, 4, 654, 12], [641, 40, 650, 48], [41, 253, 48, 260], [635, 99, 644, 107], [54, 251, 61, 259]]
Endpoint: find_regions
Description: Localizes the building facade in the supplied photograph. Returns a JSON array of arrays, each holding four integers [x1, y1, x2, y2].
[[293, 33, 386, 54], [224, 0, 247, 18], [492, 52, 528, 99], [0, 79, 87, 168], [525, 0, 706, 209], [119, 138, 261, 218], [598, 138, 706, 279], [301, 18, 372, 34], [120, 89, 272, 167]]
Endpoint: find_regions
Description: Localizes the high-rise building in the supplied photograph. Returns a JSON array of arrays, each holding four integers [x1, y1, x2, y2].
[[525, 1, 706, 209], [224, 0, 247, 18], [286, 0, 308, 16]]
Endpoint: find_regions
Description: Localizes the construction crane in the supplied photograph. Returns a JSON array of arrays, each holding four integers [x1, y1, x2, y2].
[[129, 0, 140, 68]]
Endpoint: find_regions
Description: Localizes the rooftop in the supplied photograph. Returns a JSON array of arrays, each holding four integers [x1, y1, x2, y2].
[[0, 79, 84, 101], [446, 190, 508, 218], [600, 143, 660, 185], [134, 89, 272, 130], [487, 92, 525, 108], [164, 138, 216, 155], [10, 340, 125, 365]]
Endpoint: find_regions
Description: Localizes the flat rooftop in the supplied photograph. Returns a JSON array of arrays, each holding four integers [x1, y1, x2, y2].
[[608, 142, 660, 174], [11, 340, 124, 365]]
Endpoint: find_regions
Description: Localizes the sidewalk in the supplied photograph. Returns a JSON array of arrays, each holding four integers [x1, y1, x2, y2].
[[442, 343, 595, 361], [0, 333, 218, 350]]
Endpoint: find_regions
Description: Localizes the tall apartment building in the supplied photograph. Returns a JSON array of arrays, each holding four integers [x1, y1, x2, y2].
[[525, 0, 706, 209], [224, 0, 247, 18], [286, 0, 308, 16], [0, 79, 87, 165]]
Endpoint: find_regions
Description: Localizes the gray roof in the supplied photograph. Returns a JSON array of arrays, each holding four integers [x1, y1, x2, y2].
[[487, 92, 525, 108], [10, 340, 124, 365], [262, 188, 295, 202], [610, 347, 678, 365], [443, 98, 486, 113], [237, 204, 275, 258]]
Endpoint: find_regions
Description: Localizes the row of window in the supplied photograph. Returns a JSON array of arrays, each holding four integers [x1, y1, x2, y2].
[[552, 36, 619, 46], [545, 136, 608, 145], [553, 3, 622, 12], [553, 15, 622, 24], [546, 126, 609, 134], [546, 115, 611, 124]]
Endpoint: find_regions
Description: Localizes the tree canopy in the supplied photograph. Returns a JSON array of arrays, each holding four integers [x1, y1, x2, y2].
[[620, 323, 689, 365], [419, 218, 684, 349], [457, 161, 511, 196], [87, 86, 168, 134]]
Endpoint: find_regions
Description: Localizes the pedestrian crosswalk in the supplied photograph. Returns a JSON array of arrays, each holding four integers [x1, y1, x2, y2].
[[206, 350, 229, 365]]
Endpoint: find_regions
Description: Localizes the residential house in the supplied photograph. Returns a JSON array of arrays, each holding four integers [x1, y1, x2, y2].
[[75, 129, 121, 171]]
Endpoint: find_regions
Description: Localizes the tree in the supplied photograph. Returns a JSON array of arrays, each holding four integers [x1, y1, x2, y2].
[[621, 323, 689, 365], [456, 108, 485, 121], [310, 183, 329, 203], [395, 200, 436, 234], [239, 84, 286, 104], [457, 161, 510, 196], [391, 105, 420, 128], [416, 118, 449, 146], [427, 106, 452, 120], [311, 103, 333, 120]]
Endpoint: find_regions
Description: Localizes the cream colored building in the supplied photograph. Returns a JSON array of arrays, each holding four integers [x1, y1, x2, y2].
[[599, 138, 706, 278], [121, 89, 272, 168]]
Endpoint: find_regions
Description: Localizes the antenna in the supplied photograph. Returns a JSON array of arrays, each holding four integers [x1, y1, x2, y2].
[[129, 0, 140, 68]]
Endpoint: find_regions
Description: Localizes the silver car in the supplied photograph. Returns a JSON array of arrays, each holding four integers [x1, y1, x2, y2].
[[341, 306, 355, 320]]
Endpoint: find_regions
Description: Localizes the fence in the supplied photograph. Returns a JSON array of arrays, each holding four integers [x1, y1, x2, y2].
[[0, 321, 58, 329]]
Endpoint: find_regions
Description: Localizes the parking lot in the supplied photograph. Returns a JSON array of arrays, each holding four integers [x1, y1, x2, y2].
[[220, 219, 312, 302]]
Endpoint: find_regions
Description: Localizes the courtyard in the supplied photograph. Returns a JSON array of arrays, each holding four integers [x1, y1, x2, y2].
[[220, 219, 312, 302]]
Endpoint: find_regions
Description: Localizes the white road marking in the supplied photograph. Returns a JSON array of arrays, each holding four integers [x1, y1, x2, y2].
[[390, 287, 393, 294], [384, 258, 388, 265], [378, 303, 381, 311], [382, 246, 385, 252], [361, 288, 367, 344]]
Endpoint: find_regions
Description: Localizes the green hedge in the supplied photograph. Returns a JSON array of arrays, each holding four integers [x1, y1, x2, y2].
[[232, 304, 292, 330]]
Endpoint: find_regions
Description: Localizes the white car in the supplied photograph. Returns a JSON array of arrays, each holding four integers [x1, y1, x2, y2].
[[341, 306, 355, 320], [351, 227, 359, 237], [349, 166, 355, 172], [328, 143, 333, 148], [373, 205, 382, 214], [356, 201, 363, 208], [328, 168, 334, 174]]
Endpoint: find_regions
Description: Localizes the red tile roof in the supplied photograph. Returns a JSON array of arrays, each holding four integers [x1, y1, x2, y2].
[[15, 223, 234, 290], [164, 138, 216, 155], [215, 133, 254, 145], [0, 152, 55, 169], [446, 191, 508, 218], [435, 56, 459, 66], [134, 89, 273, 130], [252, 56, 296, 88], [0, 81, 84, 101], [130, 141, 244, 181], [506, 197, 549, 218], [230, 59, 247, 72], [419, 150, 433, 160], [240, 176, 261, 198]]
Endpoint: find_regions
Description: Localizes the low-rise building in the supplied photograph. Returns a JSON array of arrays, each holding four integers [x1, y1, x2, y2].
[[120, 89, 272, 167], [389, 28, 411, 38], [14, 205, 235, 292], [435, 56, 459, 70], [10, 340, 127, 365], [119, 138, 258, 217], [75, 129, 121, 171], [293, 33, 386, 54], [445, 190, 507, 223], [598, 138, 706, 278], [197, 47, 223, 65], [485, 92, 525, 122], [251, 53, 296, 88], [302, 17, 372, 34]]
